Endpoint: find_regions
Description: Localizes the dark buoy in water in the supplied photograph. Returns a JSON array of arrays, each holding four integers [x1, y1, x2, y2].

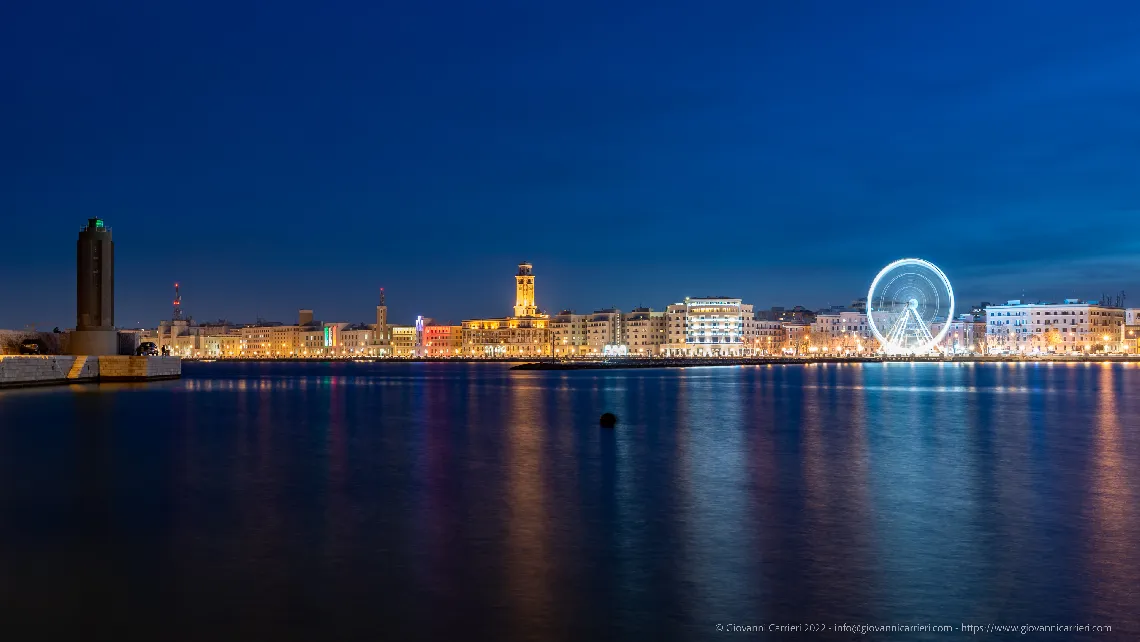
[[599, 412, 617, 428]]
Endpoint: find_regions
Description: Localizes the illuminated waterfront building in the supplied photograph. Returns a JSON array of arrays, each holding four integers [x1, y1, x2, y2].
[[550, 311, 588, 356], [782, 322, 811, 354], [811, 314, 842, 343], [462, 317, 549, 357], [986, 300, 1126, 353], [149, 304, 388, 358], [423, 323, 463, 357], [663, 303, 687, 354], [624, 308, 666, 356], [661, 297, 754, 356], [338, 326, 376, 354], [748, 320, 785, 355], [931, 315, 987, 354], [839, 311, 870, 337], [202, 334, 242, 358], [389, 325, 416, 357], [462, 262, 551, 357], [513, 263, 537, 317], [1126, 309, 1140, 353], [811, 311, 875, 354], [586, 309, 624, 355], [684, 297, 752, 356], [272, 324, 313, 356]]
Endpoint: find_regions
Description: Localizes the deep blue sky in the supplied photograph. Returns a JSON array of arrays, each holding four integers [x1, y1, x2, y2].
[[2, 1, 1139, 329]]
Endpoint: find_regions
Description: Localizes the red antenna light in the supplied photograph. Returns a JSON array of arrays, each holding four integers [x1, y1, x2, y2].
[[172, 282, 183, 321]]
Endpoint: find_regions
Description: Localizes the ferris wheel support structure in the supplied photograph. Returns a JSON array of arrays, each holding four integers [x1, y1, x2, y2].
[[867, 258, 954, 355]]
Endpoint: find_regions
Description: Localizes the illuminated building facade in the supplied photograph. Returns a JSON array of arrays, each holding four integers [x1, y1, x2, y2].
[[389, 325, 416, 357], [931, 315, 987, 354], [683, 297, 752, 356], [986, 300, 1126, 353], [203, 334, 242, 358], [660, 298, 755, 356], [811, 314, 842, 343], [782, 322, 811, 354], [242, 326, 274, 356], [513, 263, 537, 317], [423, 324, 463, 356], [663, 304, 687, 354], [462, 262, 550, 357], [840, 311, 871, 337], [338, 327, 376, 354], [462, 317, 549, 356], [550, 311, 588, 356], [586, 309, 624, 355], [748, 320, 784, 355], [623, 308, 665, 356], [810, 312, 874, 353]]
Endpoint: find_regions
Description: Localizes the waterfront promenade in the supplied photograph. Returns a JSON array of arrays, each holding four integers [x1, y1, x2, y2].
[[171, 354, 1140, 369], [513, 354, 1140, 370]]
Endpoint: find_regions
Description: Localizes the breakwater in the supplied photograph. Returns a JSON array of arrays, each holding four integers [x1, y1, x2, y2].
[[0, 356, 181, 388]]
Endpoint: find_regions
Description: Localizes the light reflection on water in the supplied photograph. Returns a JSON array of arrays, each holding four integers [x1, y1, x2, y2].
[[1, 361, 1138, 640]]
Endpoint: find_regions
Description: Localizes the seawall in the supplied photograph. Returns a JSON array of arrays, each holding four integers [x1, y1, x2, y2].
[[511, 355, 1140, 370], [0, 356, 181, 389]]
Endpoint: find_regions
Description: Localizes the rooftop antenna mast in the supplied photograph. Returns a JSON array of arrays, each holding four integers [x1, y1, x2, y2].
[[172, 283, 183, 321]]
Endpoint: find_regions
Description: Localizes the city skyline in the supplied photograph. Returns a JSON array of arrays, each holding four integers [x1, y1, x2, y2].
[[3, 2, 1140, 328], [2, 246, 1135, 331], [0, 244, 1134, 330]]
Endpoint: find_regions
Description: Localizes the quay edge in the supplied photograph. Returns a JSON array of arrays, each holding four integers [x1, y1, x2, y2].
[[0, 356, 181, 389]]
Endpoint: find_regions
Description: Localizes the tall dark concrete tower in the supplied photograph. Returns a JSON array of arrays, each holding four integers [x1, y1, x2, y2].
[[77, 217, 114, 329], [71, 218, 118, 355]]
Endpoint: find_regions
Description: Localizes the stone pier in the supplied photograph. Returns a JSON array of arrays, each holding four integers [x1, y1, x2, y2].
[[0, 356, 181, 389]]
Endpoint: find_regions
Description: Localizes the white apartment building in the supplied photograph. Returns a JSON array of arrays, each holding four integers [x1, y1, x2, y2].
[[986, 300, 1126, 353], [811, 312, 874, 353], [624, 308, 666, 356], [839, 311, 871, 338], [659, 298, 766, 356], [811, 314, 843, 344], [662, 297, 754, 356], [549, 311, 589, 356], [586, 309, 624, 355], [664, 304, 687, 353], [338, 327, 377, 355]]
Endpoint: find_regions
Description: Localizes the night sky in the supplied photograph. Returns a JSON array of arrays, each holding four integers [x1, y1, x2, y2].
[[2, 1, 1139, 329]]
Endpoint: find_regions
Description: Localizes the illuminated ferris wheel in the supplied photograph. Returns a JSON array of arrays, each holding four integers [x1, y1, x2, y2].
[[866, 258, 955, 355]]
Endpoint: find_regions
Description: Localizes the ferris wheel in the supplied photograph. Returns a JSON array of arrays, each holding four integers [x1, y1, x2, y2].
[[866, 258, 955, 355]]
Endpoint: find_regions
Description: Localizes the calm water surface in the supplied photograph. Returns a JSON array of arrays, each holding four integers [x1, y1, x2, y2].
[[2, 362, 1139, 640]]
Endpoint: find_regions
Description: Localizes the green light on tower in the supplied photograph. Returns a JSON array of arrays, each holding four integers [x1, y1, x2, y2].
[[94, 219, 104, 228]]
